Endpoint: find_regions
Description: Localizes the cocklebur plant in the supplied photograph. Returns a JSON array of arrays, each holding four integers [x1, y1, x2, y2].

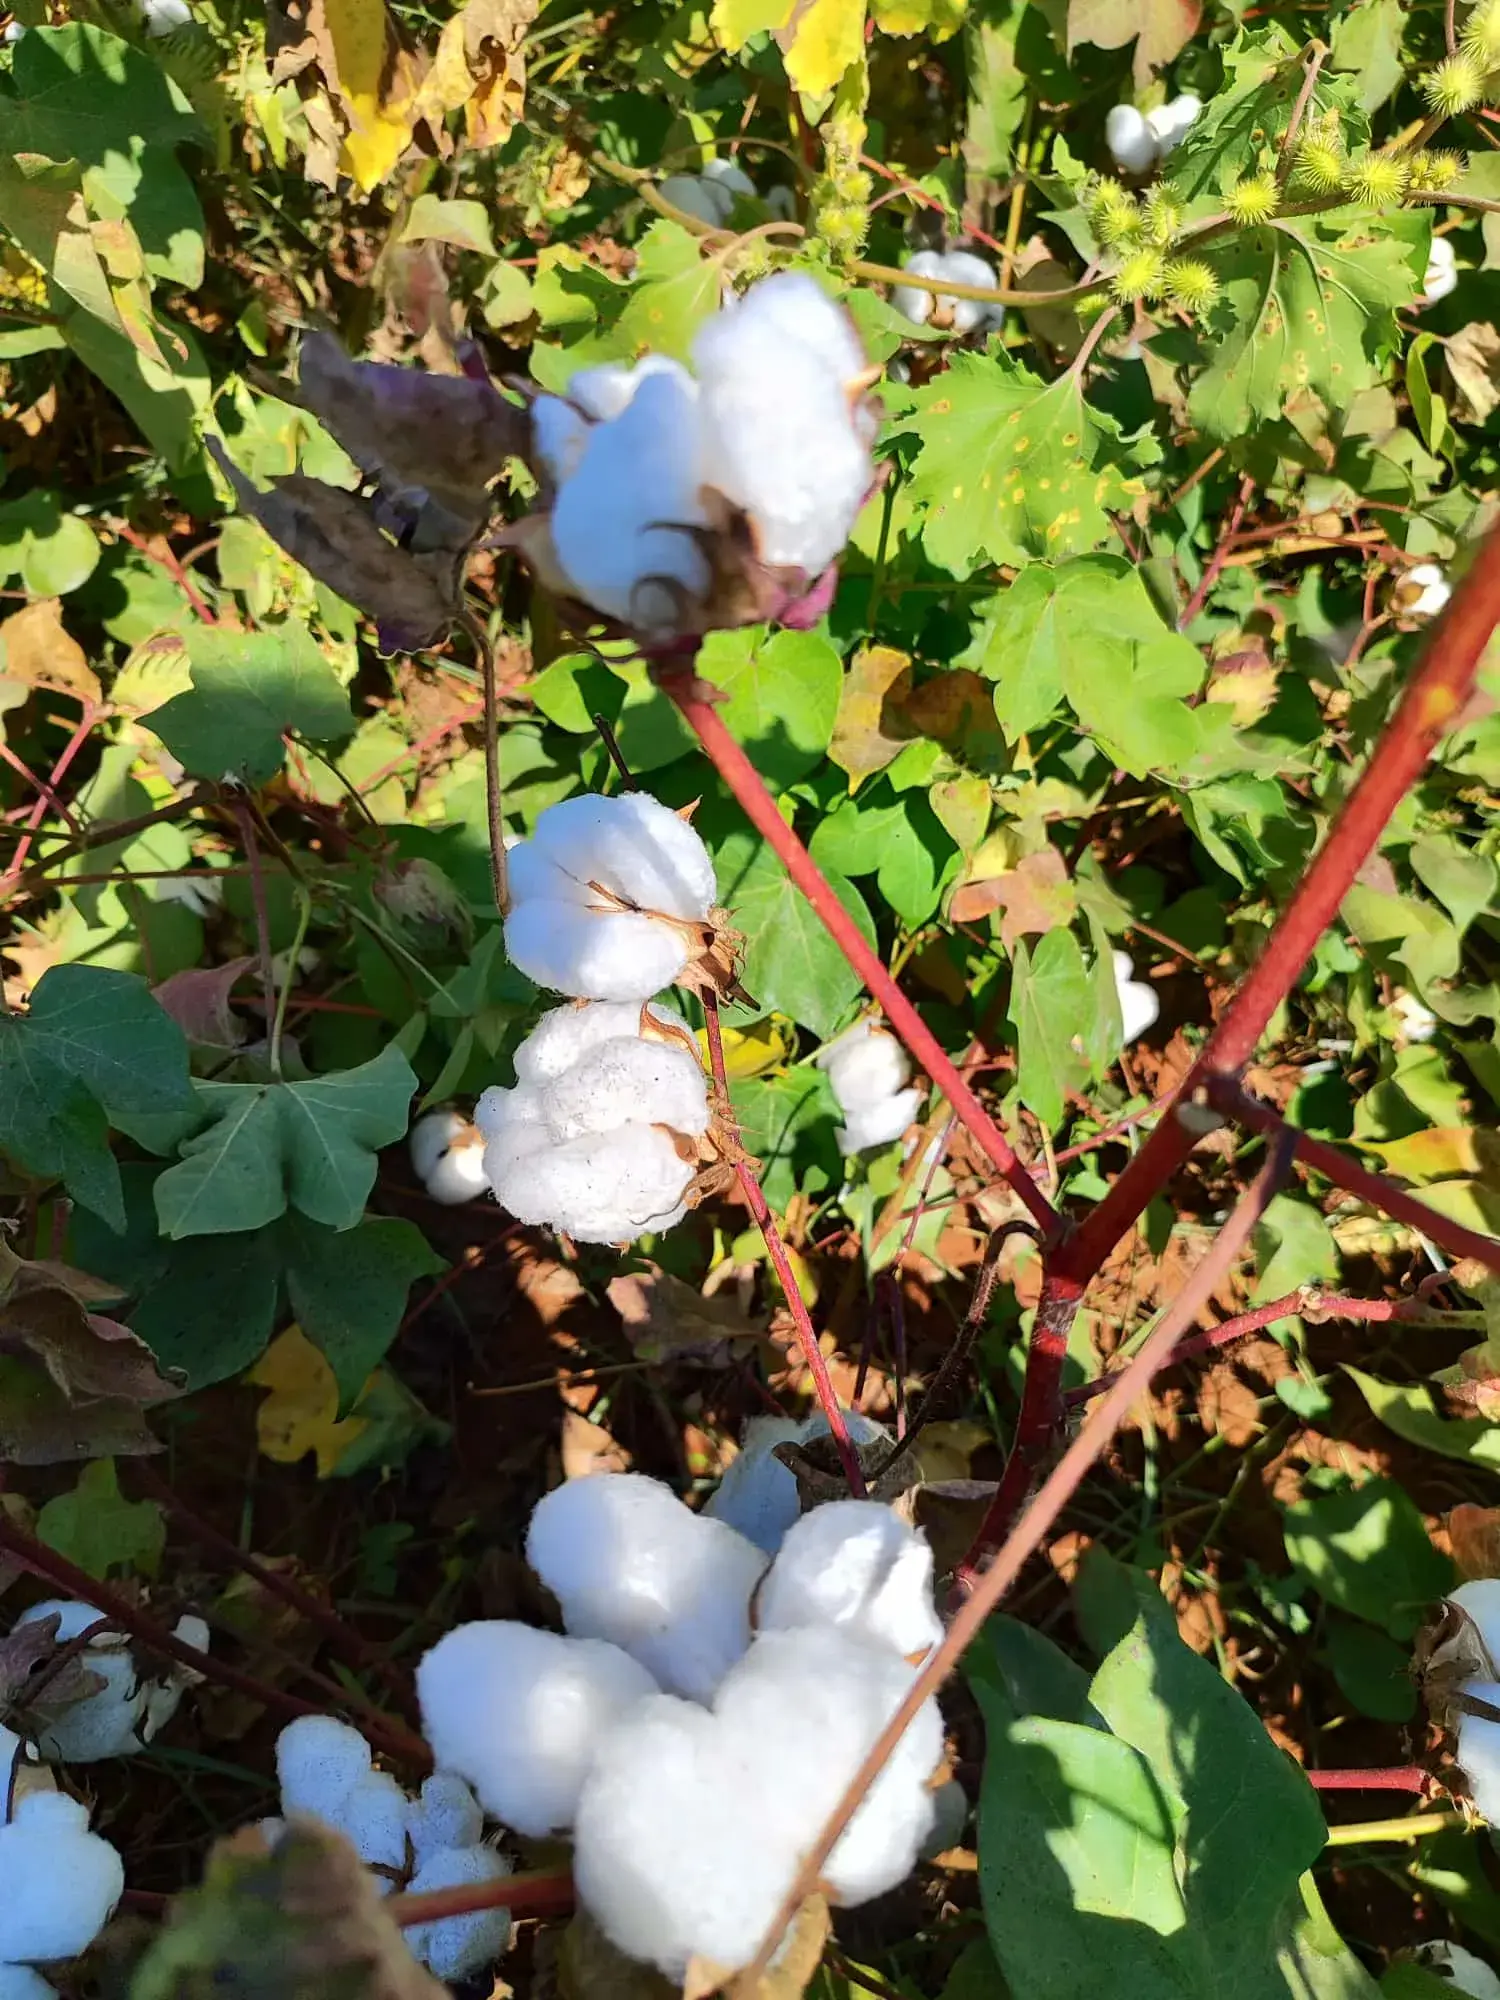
[[816, 1018, 925, 1156], [891, 250, 1005, 336], [0, 1793, 124, 1967], [407, 1109, 489, 1205], [511, 272, 877, 644], [474, 999, 718, 1245], [12, 1601, 210, 1762]]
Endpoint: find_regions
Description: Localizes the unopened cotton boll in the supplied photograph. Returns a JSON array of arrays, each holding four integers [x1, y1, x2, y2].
[[1417, 1942, 1500, 1999], [1458, 1678, 1500, 1822], [408, 1109, 489, 1205], [659, 173, 734, 227], [417, 1620, 659, 1837], [1113, 949, 1160, 1046], [406, 1771, 484, 1865], [404, 1845, 514, 1980], [1106, 103, 1157, 174], [756, 1500, 943, 1659], [526, 1472, 766, 1700], [1423, 236, 1459, 303], [0, 1792, 124, 1963]]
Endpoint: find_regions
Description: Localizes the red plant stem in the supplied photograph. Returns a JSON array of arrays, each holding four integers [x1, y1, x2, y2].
[[0, 702, 100, 895], [665, 680, 1057, 1237], [0, 1512, 431, 1773], [1307, 1767, 1433, 1794], [1056, 537, 1500, 1293], [132, 1462, 421, 1723], [112, 521, 218, 626], [702, 991, 866, 1497], [386, 1869, 576, 1928], [1216, 1080, 1500, 1274], [730, 1134, 1297, 1993], [969, 1271, 1087, 1561], [1178, 474, 1255, 630], [0, 738, 84, 838]]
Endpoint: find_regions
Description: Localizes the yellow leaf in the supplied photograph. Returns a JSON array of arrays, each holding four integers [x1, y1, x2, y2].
[[712, 0, 797, 51], [0, 600, 101, 706], [777, 0, 865, 95], [696, 1016, 794, 1080], [870, 0, 966, 33], [247, 1326, 371, 1478], [1366, 1127, 1500, 1183], [319, 0, 420, 190]]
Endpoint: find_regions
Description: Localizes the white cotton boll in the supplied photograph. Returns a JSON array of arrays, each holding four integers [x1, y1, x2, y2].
[[0, 1792, 124, 1962], [702, 156, 757, 201], [424, 1138, 490, 1205], [705, 1416, 807, 1554], [1147, 93, 1201, 156], [530, 794, 717, 925], [511, 999, 689, 1084], [540, 1035, 708, 1144], [1112, 949, 1160, 1046], [891, 249, 946, 327], [405, 1845, 514, 1981], [0, 1968, 57, 2000], [141, 0, 192, 32], [482, 1114, 698, 1245], [418, 1621, 660, 1838], [13, 1605, 148, 1762], [409, 1110, 488, 1205], [1405, 561, 1453, 618], [941, 250, 1003, 336], [336, 1770, 410, 1880], [1391, 991, 1439, 1044], [837, 1088, 924, 1156], [504, 900, 694, 1003], [568, 355, 695, 426], [819, 1020, 911, 1111], [1458, 1679, 1500, 1823], [532, 396, 591, 488], [660, 173, 734, 227], [275, 1714, 373, 1822], [756, 1500, 944, 1659], [717, 269, 868, 388], [1451, 1582, 1500, 1665], [550, 368, 710, 634], [527, 1473, 766, 1701], [406, 1771, 484, 1866], [1423, 236, 1459, 303], [1106, 103, 1157, 174], [1417, 1942, 1500, 1999]]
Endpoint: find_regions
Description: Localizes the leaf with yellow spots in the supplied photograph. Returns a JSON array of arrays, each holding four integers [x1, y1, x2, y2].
[[895, 350, 1154, 577], [1188, 212, 1422, 442], [617, 221, 721, 361]]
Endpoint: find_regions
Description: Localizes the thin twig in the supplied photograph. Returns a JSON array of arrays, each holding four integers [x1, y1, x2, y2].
[[461, 611, 509, 916], [232, 794, 277, 1034], [593, 711, 638, 791], [386, 1869, 576, 1927], [1307, 1766, 1434, 1793], [1275, 43, 1330, 185], [0, 702, 101, 895], [1178, 474, 1256, 629]]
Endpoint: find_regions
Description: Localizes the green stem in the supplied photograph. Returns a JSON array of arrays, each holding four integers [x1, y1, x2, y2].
[[270, 883, 312, 1081]]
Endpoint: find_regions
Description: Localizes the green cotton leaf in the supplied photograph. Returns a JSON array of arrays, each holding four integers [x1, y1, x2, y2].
[[1410, 833, 1498, 939], [37, 1457, 166, 1580], [616, 220, 721, 360], [62, 300, 211, 470], [150, 626, 355, 784], [967, 1613, 1101, 1729], [1329, 0, 1406, 109], [1322, 1611, 1417, 1723], [897, 349, 1153, 577], [0, 965, 194, 1229], [0, 23, 205, 163], [1252, 1192, 1339, 1303], [697, 627, 844, 793], [1341, 882, 1462, 997], [1344, 1365, 1500, 1471], [280, 1212, 445, 1414], [397, 195, 495, 255], [729, 1066, 840, 1213], [717, 831, 877, 1038], [1189, 214, 1421, 443], [972, 556, 1208, 774], [1009, 929, 1092, 1132], [0, 491, 100, 595], [873, 793, 959, 928], [1282, 1476, 1454, 1641], [154, 1043, 417, 1240]]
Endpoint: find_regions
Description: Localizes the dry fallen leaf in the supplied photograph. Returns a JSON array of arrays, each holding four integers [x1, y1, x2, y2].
[[0, 598, 101, 706], [607, 1266, 770, 1368], [560, 1407, 632, 1480]]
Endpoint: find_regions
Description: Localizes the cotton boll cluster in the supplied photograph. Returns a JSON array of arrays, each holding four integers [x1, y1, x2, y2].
[[1417, 1942, 1500, 1999], [475, 999, 711, 1245], [706, 1408, 893, 1554], [12, 1601, 209, 1762], [1397, 561, 1453, 618], [0, 1792, 124, 1974], [270, 1716, 513, 1979], [408, 1108, 489, 1205], [1112, 950, 1160, 1046], [817, 1018, 924, 1155], [416, 1469, 948, 1981], [1422, 236, 1459, 304], [659, 157, 795, 227], [891, 249, 1005, 336], [503, 792, 721, 1003], [519, 272, 875, 641], [1106, 95, 1202, 174]]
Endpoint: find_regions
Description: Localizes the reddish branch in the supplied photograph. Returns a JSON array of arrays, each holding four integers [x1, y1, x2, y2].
[[1306, 1766, 1435, 1794], [0, 702, 101, 895], [386, 1868, 576, 1928], [664, 679, 1058, 1236], [702, 991, 866, 1497]]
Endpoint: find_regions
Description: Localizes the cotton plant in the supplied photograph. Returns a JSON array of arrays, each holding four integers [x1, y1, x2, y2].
[[890, 249, 1005, 337], [415, 1468, 949, 1982], [1427, 1581, 1500, 1822], [408, 1108, 489, 1205], [11, 1600, 210, 1762], [1112, 950, 1161, 1046], [1105, 94, 1202, 173], [816, 1017, 925, 1156], [474, 999, 721, 1246], [1417, 1942, 1500, 1999], [268, 1716, 514, 1979], [509, 271, 878, 644], [1390, 990, 1439, 1044], [0, 1792, 124, 1985]]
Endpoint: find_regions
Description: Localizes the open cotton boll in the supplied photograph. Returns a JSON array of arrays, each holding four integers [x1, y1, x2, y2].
[[818, 1019, 911, 1111], [275, 1714, 373, 1822], [406, 1771, 484, 1866], [837, 1088, 924, 1157], [0, 1793, 124, 1963], [1112, 950, 1160, 1046], [714, 268, 868, 390], [568, 355, 694, 427], [705, 1415, 807, 1554], [0, 1968, 57, 2000], [659, 173, 734, 226], [417, 1621, 660, 1837], [1451, 1581, 1500, 1664], [1417, 1942, 1500, 1999], [14, 1600, 175, 1762], [505, 901, 696, 1004], [1423, 236, 1459, 304], [1106, 103, 1157, 173], [404, 1845, 514, 1981], [891, 249, 947, 326], [941, 250, 1004, 336], [1146, 92, 1201, 156], [532, 396, 591, 488], [702, 156, 757, 201], [1403, 561, 1452, 618], [756, 1500, 943, 1659], [513, 999, 694, 1083], [409, 1109, 489, 1205], [1457, 1679, 1500, 1822], [336, 1770, 410, 1880], [526, 1473, 766, 1700], [539, 1035, 708, 1143], [479, 1115, 699, 1245], [141, 0, 192, 31]]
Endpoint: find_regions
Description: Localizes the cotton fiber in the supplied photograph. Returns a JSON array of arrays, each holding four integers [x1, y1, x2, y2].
[[526, 1473, 766, 1700], [756, 1500, 944, 1659], [404, 1844, 514, 1981], [1112, 950, 1160, 1046], [0, 1792, 125, 1963], [890, 249, 1004, 336], [817, 1018, 924, 1156], [1423, 236, 1459, 303], [13, 1600, 208, 1762], [707, 1409, 895, 1555], [1416, 1941, 1500, 1999], [405, 1770, 485, 1865], [408, 1109, 489, 1205], [1401, 561, 1452, 618], [1457, 1677, 1500, 1823], [417, 1620, 659, 1837]]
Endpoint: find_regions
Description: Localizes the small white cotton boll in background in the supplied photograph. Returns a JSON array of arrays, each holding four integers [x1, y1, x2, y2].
[[417, 1620, 660, 1837], [1450, 1580, 1500, 1662], [659, 173, 733, 227], [891, 249, 947, 326], [1457, 1678, 1500, 1822], [837, 1087, 924, 1156], [705, 1415, 807, 1554], [1112, 950, 1160, 1046], [701, 156, 757, 201], [406, 1771, 484, 1866], [941, 250, 1004, 335], [1423, 236, 1459, 304], [1106, 103, 1157, 173], [756, 1500, 943, 1659], [140, 0, 192, 31], [526, 1472, 766, 1700], [1400, 561, 1452, 619], [0, 1791, 125, 1962], [1147, 92, 1201, 156], [766, 184, 797, 221], [275, 1714, 372, 1821], [819, 1019, 911, 1110], [404, 1845, 514, 1980], [409, 1109, 489, 1205], [1416, 1942, 1500, 1999]]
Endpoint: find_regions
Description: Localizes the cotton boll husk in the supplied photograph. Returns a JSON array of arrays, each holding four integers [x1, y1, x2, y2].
[[504, 900, 694, 1003], [838, 1088, 924, 1156], [1416, 1941, 1500, 1999], [406, 1771, 485, 1865], [705, 1416, 808, 1553], [528, 794, 717, 925], [275, 1715, 373, 1821], [0, 1792, 125, 1962], [417, 1620, 660, 1837], [1458, 1679, 1500, 1822], [941, 250, 1003, 335], [12, 1604, 149, 1762], [0, 1967, 57, 2000], [482, 1120, 697, 1244], [1451, 1582, 1500, 1666], [891, 249, 946, 326], [1105, 103, 1156, 173], [526, 1472, 766, 1700], [405, 1845, 514, 1980], [818, 1020, 911, 1110], [756, 1500, 943, 1659], [659, 173, 734, 226], [550, 370, 710, 632]]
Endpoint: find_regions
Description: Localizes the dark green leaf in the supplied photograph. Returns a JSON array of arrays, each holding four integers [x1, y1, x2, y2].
[[150, 626, 355, 784], [1282, 1477, 1454, 1640], [280, 1212, 444, 1412]]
